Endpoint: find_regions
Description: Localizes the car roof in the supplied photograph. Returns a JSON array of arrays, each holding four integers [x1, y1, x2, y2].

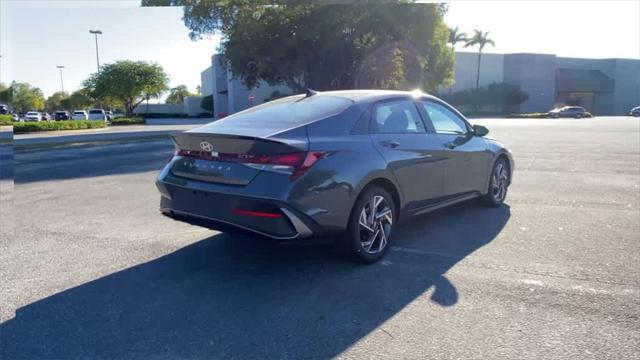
[[307, 89, 438, 104]]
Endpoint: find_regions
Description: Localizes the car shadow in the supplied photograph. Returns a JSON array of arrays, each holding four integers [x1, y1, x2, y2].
[[1, 202, 510, 359]]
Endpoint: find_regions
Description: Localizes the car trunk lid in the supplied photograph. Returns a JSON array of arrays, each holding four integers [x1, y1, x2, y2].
[[170, 128, 308, 185]]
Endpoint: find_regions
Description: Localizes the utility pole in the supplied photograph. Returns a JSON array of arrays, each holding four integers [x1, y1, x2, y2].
[[89, 30, 102, 72], [56, 65, 65, 93]]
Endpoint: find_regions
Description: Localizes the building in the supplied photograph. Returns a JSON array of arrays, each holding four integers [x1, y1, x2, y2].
[[447, 52, 640, 115], [204, 54, 291, 118], [200, 66, 214, 96]]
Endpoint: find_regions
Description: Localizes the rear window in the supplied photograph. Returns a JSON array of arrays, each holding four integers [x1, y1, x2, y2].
[[27, 112, 38, 115], [213, 95, 352, 129], [74, 111, 84, 114], [89, 110, 103, 114]]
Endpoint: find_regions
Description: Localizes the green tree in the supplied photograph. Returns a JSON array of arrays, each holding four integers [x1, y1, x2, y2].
[[9, 83, 45, 113], [60, 89, 93, 111], [200, 94, 213, 114], [464, 29, 495, 88], [46, 91, 70, 112], [83, 60, 169, 116], [448, 26, 467, 51], [166, 85, 196, 104], [142, 1, 454, 92], [0, 83, 10, 104]]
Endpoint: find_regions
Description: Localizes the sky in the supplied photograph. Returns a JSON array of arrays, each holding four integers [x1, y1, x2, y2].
[[1, 0, 638, 100], [0, 0, 221, 100]]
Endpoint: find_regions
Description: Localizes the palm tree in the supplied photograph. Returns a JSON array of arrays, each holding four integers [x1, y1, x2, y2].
[[448, 26, 467, 51], [464, 30, 495, 88]]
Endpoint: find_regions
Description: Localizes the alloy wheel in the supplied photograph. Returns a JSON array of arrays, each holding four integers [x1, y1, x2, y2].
[[358, 195, 393, 254], [491, 161, 509, 202]]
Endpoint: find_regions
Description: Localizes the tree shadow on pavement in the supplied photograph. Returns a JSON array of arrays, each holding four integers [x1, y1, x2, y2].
[[1, 202, 510, 359]]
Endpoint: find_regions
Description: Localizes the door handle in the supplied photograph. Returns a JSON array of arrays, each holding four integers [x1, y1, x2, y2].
[[444, 141, 457, 149], [382, 140, 400, 148]]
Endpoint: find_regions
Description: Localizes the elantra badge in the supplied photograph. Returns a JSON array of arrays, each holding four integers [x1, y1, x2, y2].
[[200, 141, 213, 152]]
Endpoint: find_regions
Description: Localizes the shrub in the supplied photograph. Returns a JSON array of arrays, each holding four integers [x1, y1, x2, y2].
[[506, 113, 549, 119], [111, 117, 144, 125], [438, 82, 529, 114], [507, 112, 594, 119], [0, 114, 12, 126], [13, 120, 106, 133], [200, 95, 213, 114]]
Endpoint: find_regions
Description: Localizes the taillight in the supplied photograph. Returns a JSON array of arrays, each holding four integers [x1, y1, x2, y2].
[[177, 150, 328, 178]]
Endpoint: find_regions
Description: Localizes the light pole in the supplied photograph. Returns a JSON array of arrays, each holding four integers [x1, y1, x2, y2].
[[89, 30, 102, 72], [56, 65, 65, 93]]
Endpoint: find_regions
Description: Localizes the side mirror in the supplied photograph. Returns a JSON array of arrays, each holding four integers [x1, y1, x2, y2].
[[473, 124, 489, 137]]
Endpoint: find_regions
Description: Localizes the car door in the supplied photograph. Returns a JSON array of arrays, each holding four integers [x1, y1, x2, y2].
[[368, 98, 445, 210], [418, 99, 491, 197]]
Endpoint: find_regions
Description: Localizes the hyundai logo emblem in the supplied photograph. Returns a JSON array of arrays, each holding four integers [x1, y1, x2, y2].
[[200, 141, 213, 152]]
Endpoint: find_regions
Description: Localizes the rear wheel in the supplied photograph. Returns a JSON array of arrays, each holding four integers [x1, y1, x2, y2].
[[340, 186, 396, 263], [480, 158, 510, 207]]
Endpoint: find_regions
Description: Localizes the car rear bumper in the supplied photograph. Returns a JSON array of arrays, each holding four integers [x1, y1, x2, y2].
[[156, 180, 318, 240]]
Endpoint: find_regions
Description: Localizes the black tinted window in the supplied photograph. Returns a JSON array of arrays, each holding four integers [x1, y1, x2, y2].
[[371, 100, 426, 134]]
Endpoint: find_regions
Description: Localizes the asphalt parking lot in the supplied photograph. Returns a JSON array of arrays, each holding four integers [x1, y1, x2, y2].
[[1, 117, 639, 359]]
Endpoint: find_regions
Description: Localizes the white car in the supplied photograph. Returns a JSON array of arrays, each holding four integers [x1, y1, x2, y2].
[[25, 111, 41, 121], [88, 109, 106, 121], [72, 110, 88, 120]]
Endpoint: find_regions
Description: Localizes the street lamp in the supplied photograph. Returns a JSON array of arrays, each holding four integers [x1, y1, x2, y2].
[[56, 65, 65, 93], [89, 30, 102, 72]]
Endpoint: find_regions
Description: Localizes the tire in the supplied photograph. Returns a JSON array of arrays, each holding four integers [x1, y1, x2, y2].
[[575, 114, 582, 119], [339, 186, 396, 263], [480, 157, 510, 207]]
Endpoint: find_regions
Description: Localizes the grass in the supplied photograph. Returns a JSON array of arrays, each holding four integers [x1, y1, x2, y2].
[[13, 120, 107, 134], [0, 114, 12, 126], [111, 117, 145, 125]]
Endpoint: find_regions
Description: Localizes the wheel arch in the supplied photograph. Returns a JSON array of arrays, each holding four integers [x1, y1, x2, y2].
[[355, 177, 402, 220]]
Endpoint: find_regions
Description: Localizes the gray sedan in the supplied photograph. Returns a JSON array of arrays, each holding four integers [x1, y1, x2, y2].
[[156, 90, 514, 262]]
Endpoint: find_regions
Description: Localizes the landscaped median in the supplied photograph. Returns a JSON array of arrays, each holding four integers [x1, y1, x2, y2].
[[507, 112, 593, 118], [13, 120, 107, 134], [0, 115, 12, 126], [110, 117, 145, 125]]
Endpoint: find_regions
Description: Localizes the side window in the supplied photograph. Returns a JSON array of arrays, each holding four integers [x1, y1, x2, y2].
[[420, 101, 469, 135], [371, 100, 426, 134]]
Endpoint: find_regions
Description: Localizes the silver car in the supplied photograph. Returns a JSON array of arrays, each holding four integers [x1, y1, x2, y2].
[[88, 109, 106, 121]]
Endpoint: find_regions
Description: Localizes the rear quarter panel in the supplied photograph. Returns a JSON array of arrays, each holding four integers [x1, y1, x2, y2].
[[287, 107, 399, 233]]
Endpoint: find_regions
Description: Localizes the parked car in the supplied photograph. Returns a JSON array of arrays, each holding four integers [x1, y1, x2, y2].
[[105, 111, 113, 121], [24, 111, 41, 121], [12, 113, 19, 122], [548, 106, 587, 118], [55, 111, 72, 120], [41, 112, 52, 121], [88, 108, 106, 121], [156, 90, 514, 263], [72, 110, 88, 120], [630, 106, 640, 117], [0, 104, 8, 115]]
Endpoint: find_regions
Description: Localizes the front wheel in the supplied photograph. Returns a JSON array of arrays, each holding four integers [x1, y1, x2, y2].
[[480, 158, 510, 207], [340, 186, 396, 263]]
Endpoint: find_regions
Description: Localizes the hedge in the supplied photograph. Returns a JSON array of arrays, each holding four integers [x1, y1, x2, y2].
[[0, 114, 12, 126], [111, 117, 145, 125], [507, 112, 594, 119], [13, 120, 107, 133]]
